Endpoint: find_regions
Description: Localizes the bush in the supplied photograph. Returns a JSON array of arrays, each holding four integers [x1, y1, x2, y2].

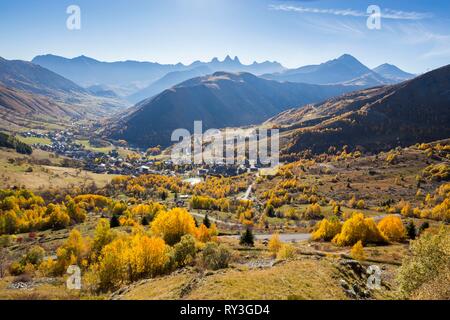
[[350, 240, 365, 261], [200, 242, 232, 270], [302, 203, 323, 219], [377, 215, 406, 242], [418, 222, 429, 235], [332, 213, 387, 246], [172, 234, 196, 267], [397, 227, 450, 299], [312, 217, 342, 241], [8, 261, 25, 276], [22, 246, 45, 266], [92, 219, 115, 258], [268, 233, 282, 254]]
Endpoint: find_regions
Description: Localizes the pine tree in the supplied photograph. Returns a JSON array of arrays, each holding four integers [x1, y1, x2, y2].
[[418, 222, 429, 235], [240, 227, 254, 247], [203, 214, 211, 228], [110, 214, 120, 228], [406, 221, 416, 240]]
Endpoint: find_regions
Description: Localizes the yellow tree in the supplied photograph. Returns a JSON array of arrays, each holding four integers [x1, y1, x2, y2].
[[151, 208, 196, 245], [378, 215, 406, 242]]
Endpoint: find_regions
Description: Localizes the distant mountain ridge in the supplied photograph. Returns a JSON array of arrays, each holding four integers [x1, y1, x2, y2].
[[263, 54, 413, 87], [373, 63, 415, 82], [31, 54, 286, 98], [32, 54, 414, 104], [106, 71, 359, 148]]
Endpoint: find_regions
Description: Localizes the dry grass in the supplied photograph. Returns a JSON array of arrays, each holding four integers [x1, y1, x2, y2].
[[0, 148, 116, 190]]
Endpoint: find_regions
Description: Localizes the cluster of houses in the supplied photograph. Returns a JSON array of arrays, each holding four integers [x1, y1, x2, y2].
[[20, 130, 264, 178]]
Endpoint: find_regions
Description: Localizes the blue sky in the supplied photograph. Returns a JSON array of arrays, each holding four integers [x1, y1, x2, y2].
[[0, 0, 449, 73]]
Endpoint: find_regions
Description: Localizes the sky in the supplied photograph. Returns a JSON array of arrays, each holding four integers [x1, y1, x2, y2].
[[0, 0, 449, 73]]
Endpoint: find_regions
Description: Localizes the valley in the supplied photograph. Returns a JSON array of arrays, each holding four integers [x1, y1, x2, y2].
[[0, 52, 448, 302]]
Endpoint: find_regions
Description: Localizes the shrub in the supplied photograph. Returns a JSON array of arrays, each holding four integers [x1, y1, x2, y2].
[[22, 246, 45, 266], [377, 215, 406, 242], [8, 261, 25, 276], [276, 244, 296, 261], [400, 203, 413, 217], [151, 208, 196, 245], [356, 200, 365, 209], [397, 227, 450, 299], [200, 242, 232, 270], [92, 219, 115, 258], [53, 229, 91, 275], [302, 203, 323, 219], [418, 222, 429, 235], [195, 223, 218, 243], [268, 233, 282, 254], [422, 163, 450, 181], [312, 217, 342, 241], [350, 240, 365, 261], [172, 234, 196, 267], [332, 213, 387, 246]]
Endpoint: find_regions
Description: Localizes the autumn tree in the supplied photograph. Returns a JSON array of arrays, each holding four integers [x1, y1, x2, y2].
[[312, 217, 342, 241], [377, 215, 406, 242], [151, 208, 196, 245], [332, 213, 386, 246], [92, 219, 115, 258]]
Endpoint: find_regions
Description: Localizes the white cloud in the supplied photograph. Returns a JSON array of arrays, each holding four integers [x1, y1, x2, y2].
[[269, 4, 432, 20]]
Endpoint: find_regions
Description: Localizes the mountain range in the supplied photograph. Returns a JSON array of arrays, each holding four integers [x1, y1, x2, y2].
[[268, 64, 450, 154], [106, 72, 359, 148], [262, 54, 414, 87], [31, 54, 285, 99], [32, 54, 414, 105]]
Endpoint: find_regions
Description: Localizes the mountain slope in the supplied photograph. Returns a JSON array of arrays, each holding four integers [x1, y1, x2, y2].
[[373, 64, 415, 82], [0, 57, 129, 119], [263, 54, 390, 87], [269, 65, 450, 154], [0, 57, 86, 96], [0, 84, 77, 118], [107, 72, 359, 148]]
